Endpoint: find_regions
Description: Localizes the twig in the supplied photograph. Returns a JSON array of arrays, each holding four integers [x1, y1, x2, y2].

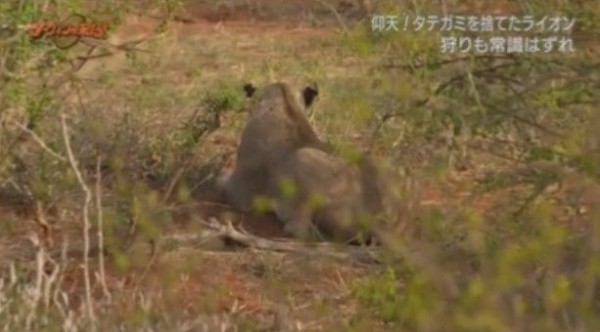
[[76, 35, 153, 61], [42, 250, 59, 313], [52, 224, 70, 320], [60, 112, 96, 326], [50, 35, 155, 90], [25, 233, 44, 331], [512, 182, 549, 220], [69, 44, 97, 72], [34, 200, 54, 249], [317, 0, 349, 35], [482, 100, 561, 137], [131, 241, 161, 296], [370, 60, 524, 142], [162, 166, 186, 203], [13, 121, 66, 162], [95, 156, 111, 301]]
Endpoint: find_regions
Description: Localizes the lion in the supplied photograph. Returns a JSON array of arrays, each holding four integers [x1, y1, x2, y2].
[[220, 81, 399, 244], [221, 82, 329, 212]]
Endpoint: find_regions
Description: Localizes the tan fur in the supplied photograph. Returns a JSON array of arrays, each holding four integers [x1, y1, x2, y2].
[[222, 82, 398, 243], [223, 82, 329, 212], [269, 148, 397, 243]]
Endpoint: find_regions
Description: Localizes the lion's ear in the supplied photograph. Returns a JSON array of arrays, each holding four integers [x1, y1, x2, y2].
[[243, 83, 256, 98], [302, 84, 319, 108]]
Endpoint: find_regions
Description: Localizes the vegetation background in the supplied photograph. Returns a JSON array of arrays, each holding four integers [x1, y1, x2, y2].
[[0, 0, 599, 331]]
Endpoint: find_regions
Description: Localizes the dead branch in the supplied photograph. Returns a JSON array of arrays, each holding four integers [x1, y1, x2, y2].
[[60, 112, 96, 325], [24, 233, 44, 331], [95, 156, 111, 301], [164, 218, 383, 265]]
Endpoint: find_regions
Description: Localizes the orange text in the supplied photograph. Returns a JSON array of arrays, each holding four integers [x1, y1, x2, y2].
[[28, 21, 109, 40]]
